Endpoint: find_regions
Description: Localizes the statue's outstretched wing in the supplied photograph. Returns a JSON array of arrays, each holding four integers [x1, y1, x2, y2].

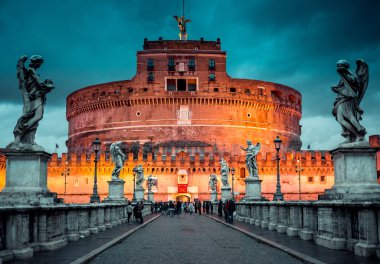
[[173, 15, 179, 22], [17, 56, 29, 113], [356, 59, 368, 105], [252, 143, 261, 156]]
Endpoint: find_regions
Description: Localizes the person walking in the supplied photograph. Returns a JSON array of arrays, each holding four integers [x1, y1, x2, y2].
[[218, 199, 223, 217], [227, 198, 235, 224], [197, 201, 202, 215], [137, 200, 144, 224], [126, 201, 133, 224], [188, 202, 194, 215]]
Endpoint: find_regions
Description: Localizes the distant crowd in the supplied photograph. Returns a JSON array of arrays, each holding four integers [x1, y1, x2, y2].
[[149, 199, 236, 224]]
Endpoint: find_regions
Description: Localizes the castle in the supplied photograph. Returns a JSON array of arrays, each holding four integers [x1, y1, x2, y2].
[[1, 32, 379, 203]]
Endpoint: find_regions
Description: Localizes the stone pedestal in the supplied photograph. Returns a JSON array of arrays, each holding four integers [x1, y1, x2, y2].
[[320, 145, 380, 201], [210, 191, 217, 202], [135, 187, 145, 201], [0, 151, 58, 205], [243, 176, 266, 201], [103, 179, 127, 203], [221, 186, 231, 201], [147, 191, 154, 202]]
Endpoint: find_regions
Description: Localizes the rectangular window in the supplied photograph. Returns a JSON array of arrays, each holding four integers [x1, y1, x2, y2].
[[148, 72, 154, 82], [209, 59, 215, 70], [177, 79, 186, 91], [320, 175, 326, 183], [188, 79, 197, 91], [308, 176, 314, 183], [188, 57, 195, 71], [168, 57, 175, 71], [214, 87, 219, 92], [209, 73, 215, 82], [147, 58, 154, 70], [167, 79, 176, 91]]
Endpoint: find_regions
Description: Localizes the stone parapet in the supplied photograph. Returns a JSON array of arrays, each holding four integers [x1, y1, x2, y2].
[[235, 201, 380, 259], [0, 202, 152, 262]]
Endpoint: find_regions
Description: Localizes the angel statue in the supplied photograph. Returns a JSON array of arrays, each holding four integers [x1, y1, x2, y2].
[[133, 164, 145, 189], [173, 15, 191, 40], [7, 55, 54, 151], [209, 174, 218, 192], [110, 142, 126, 180], [220, 159, 229, 187], [147, 175, 154, 192], [241, 140, 261, 178], [331, 59, 368, 144]]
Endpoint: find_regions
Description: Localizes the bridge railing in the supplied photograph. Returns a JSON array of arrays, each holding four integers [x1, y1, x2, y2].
[[235, 201, 380, 259], [0, 202, 152, 261]]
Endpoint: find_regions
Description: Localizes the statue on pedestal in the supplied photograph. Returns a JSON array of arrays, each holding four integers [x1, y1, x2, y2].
[[220, 159, 229, 187], [7, 55, 54, 151], [331, 59, 368, 144], [134, 164, 145, 189], [110, 142, 126, 181], [147, 175, 154, 192], [209, 174, 218, 192], [241, 140, 261, 178]]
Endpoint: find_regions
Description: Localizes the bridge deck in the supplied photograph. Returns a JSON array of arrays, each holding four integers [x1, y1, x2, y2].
[[8, 213, 378, 264]]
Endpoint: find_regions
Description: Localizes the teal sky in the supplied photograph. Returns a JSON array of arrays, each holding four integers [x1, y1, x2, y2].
[[0, 0, 379, 153]]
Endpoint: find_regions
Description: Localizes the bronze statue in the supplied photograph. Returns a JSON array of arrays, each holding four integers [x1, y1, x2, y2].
[[331, 59, 368, 144], [241, 140, 261, 178], [110, 142, 126, 180], [173, 15, 190, 40], [8, 55, 54, 151]]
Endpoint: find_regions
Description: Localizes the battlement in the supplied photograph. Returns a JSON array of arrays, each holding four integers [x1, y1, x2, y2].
[[142, 38, 222, 51]]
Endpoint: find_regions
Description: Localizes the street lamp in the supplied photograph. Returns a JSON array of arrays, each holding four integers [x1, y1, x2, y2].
[[132, 166, 137, 203], [273, 136, 284, 201], [90, 138, 101, 203], [295, 159, 304, 201], [61, 161, 70, 200], [231, 167, 236, 200]]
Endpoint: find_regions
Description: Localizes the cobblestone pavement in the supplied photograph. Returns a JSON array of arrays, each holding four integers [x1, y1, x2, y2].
[[90, 213, 304, 264]]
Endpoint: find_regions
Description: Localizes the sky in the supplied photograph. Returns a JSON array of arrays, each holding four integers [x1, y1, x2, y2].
[[0, 0, 379, 154]]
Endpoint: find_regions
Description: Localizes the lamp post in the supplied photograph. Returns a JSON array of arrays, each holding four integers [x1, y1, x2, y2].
[[295, 159, 303, 201], [61, 161, 70, 200], [90, 138, 101, 203], [273, 136, 284, 201], [132, 166, 137, 203], [231, 167, 235, 200]]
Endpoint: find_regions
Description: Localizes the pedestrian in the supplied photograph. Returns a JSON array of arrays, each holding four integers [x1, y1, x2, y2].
[[224, 200, 229, 222], [218, 199, 223, 217], [210, 201, 214, 214], [197, 201, 202, 215], [126, 201, 133, 224], [137, 200, 144, 224], [206, 201, 210, 214], [168, 200, 175, 218], [228, 198, 235, 224], [188, 202, 194, 215]]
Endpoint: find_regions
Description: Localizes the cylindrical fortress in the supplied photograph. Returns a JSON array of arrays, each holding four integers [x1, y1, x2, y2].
[[66, 38, 302, 155]]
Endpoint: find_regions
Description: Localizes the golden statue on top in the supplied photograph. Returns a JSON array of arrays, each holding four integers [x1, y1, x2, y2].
[[174, 15, 190, 40]]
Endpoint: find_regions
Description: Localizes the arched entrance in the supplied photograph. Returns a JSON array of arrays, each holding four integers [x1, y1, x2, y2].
[[175, 193, 191, 202]]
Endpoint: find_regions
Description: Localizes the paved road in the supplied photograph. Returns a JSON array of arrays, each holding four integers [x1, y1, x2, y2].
[[90, 214, 303, 264]]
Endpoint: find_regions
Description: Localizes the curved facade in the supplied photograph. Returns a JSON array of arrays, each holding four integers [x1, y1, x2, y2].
[[66, 38, 302, 156]]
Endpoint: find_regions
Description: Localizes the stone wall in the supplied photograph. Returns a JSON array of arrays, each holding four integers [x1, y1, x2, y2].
[[0, 150, 335, 203], [235, 201, 380, 258], [0, 203, 151, 262]]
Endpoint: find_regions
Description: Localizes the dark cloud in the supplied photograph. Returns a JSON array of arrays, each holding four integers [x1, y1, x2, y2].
[[0, 0, 379, 150]]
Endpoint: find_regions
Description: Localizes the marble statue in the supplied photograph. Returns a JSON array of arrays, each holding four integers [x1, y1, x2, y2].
[[134, 164, 145, 188], [241, 140, 261, 178], [110, 142, 126, 180], [220, 159, 229, 187], [147, 175, 154, 192], [209, 174, 218, 191], [331, 59, 368, 144], [7, 55, 54, 151]]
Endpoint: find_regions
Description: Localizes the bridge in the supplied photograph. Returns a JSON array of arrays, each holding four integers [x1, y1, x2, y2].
[[1, 202, 379, 264]]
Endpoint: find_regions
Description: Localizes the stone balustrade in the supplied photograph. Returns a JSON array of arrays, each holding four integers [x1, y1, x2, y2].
[[0, 203, 152, 262], [235, 201, 380, 259]]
